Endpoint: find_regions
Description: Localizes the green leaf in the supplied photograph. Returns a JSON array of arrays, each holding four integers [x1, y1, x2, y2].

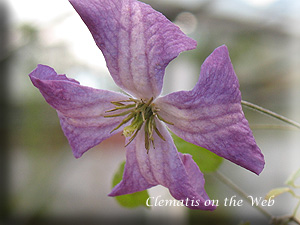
[[265, 187, 295, 200], [171, 133, 223, 173], [112, 161, 150, 208], [286, 168, 300, 188]]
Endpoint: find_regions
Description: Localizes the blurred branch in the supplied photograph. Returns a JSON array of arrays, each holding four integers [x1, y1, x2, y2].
[[242, 100, 300, 130], [214, 171, 273, 220], [249, 124, 299, 132], [215, 171, 300, 225]]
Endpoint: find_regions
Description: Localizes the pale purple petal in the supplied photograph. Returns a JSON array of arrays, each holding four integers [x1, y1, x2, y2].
[[155, 45, 264, 175], [109, 120, 216, 210], [29, 64, 128, 158], [69, 0, 197, 99]]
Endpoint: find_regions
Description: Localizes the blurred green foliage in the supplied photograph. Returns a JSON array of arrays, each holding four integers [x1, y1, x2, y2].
[[172, 133, 223, 173], [112, 161, 150, 208]]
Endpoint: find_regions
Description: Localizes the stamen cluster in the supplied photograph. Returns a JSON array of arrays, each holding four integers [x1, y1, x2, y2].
[[104, 97, 172, 152]]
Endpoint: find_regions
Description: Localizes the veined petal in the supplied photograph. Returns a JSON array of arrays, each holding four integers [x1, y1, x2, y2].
[[29, 64, 128, 158], [69, 0, 197, 99], [109, 121, 216, 210], [155, 45, 265, 175]]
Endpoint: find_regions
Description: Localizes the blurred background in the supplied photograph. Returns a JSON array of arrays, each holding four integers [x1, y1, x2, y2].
[[0, 0, 300, 224]]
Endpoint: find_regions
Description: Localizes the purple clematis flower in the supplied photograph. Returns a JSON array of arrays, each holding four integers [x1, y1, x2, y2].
[[29, 0, 264, 210]]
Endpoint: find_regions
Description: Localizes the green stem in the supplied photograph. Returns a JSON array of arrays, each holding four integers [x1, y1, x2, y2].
[[214, 171, 273, 220], [241, 100, 300, 129]]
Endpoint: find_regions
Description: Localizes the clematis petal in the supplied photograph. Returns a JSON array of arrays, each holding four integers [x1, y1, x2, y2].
[[109, 121, 216, 210], [29, 64, 128, 158], [155, 45, 264, 175], [69, 0, 197, 99]]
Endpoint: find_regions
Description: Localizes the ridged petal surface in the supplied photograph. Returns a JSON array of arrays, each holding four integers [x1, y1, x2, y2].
[[109, 121, 216, 210], [29, 64, 128, 158], [69, 0, 197, 99], [155, 46, 265, 175]]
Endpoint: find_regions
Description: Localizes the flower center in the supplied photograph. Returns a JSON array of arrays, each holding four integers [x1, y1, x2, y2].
[[104, 97, 172, 152]]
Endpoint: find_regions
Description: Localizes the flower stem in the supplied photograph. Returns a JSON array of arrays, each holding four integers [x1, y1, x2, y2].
[[214, 171, 273, 220], [241, 100, 300, 129]]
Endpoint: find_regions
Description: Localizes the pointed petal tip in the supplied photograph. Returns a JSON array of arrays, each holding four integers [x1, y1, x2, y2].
[[219, 44, 228, 49], [248, 144, 265, 175], [107, 191, 118, 197], [29, 64, 80, 85], [241, 148, 265, 175], [253, 159, 265, 176], [73, 151, 83, 159], [29, 64, 53, 79], [28, 64, 54, 88], [212, 44, 229, 56], [108, 184, 118, 197], [186, 38, 197, 50], [108, 183, 128, 197]]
